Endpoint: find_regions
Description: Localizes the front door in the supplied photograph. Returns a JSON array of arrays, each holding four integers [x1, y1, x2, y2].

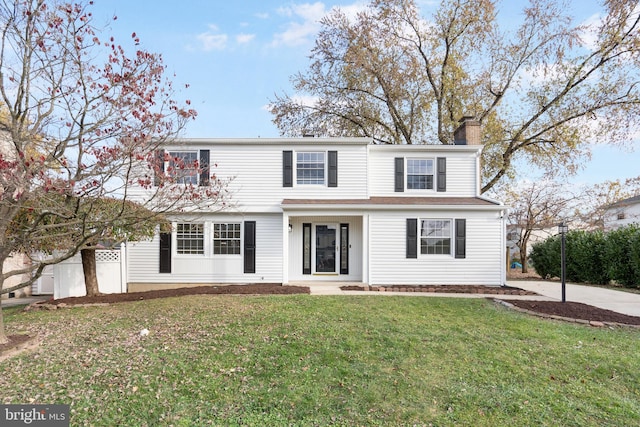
[[315, 225, 337, 273]]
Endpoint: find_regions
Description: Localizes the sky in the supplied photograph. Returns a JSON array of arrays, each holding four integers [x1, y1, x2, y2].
[[87, 0, 640, 187]]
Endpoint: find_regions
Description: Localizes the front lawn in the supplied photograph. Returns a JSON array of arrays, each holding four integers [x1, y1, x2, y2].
[[2, 295, 639, 426]]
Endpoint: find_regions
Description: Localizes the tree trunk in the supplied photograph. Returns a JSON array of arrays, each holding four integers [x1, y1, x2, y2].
[[0, 298, 8, 345], [81, 248, 101, 297], [520, 246, 529, 274]]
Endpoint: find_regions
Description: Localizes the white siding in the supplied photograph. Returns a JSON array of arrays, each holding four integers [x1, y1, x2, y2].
[[123, 138, 504, 289], [604, 202, 640, 231], [368, 145, 479, 197], [161, 142, 369, 213], [369, 210, 503, 285], [127, 213, 282, 284]]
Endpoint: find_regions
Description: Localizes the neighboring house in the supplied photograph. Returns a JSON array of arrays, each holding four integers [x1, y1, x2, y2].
[[604, 195, 640, 231], [506, 225, 555, 261], [125, 119, 507, 290]]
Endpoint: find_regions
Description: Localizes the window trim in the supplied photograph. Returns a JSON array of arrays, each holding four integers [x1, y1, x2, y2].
[[167, 150, 199, 185], [213, 222, 242, 256], [406, 158, 435, 191], [175, 222, 205, 255], [420, 218, 452, 256], [295, 151, 327, 186]]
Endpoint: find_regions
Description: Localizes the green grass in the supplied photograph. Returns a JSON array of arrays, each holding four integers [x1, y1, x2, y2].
[[2, 295, 639, 426]]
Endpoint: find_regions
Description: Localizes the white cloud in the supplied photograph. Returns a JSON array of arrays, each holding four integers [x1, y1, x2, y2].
[[271, 2, 367, 47], [272, 2, 327, 47], [236, 33, 256, 44], [578, 13, 602, 51], [196, 25, 228, 51]]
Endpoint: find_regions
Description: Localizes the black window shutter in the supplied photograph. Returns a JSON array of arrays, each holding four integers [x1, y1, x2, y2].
[[244, 221, 256, 273], [328, 151, 338, 187], [154, 150, 165, 186], [283, 151, 293, 187], [199, 150, 210, 186], [340, 223, 349, 274], [395, 157, 404, 192], [455, 219, 466, 259], [437, 157, 446, 192], [159, 232, 172, 273], [406, 219, 417, 259], [302, 223, 312, 275]]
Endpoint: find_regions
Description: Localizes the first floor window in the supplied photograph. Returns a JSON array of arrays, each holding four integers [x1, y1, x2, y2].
[[297, 152, 325, 185], [168, 151, 198, 185], [214, 223, 241, 254], [407, 159, 434, 190], [176, 223, 204, 254], [421, 219, 451, 255]]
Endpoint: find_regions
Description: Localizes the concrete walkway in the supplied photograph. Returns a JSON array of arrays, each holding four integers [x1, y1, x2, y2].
[[305, 281, 640, 317], [1, 295, 50, 308]]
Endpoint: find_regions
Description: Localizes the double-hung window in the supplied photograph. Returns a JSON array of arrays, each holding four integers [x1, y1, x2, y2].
[[420, 219, 451, 255], [407, 159, 434, 190], [176, 223, 204, 254], [168, 151, 198, 185], [296, 152, 325, 185], [213, 223, 241, 255]]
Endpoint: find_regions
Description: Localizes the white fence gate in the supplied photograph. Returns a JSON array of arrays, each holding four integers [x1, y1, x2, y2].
[[33, 265, 54, 295], [53, 247, 126, 299]]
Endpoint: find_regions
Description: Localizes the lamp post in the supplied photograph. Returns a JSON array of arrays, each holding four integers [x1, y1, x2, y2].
[[558, 222, 568, 303]]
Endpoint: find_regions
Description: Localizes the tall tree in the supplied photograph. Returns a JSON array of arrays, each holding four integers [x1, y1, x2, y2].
[[269, 0, 640, 192], [0, 0, 228, 344], [500, 178, 575, 273]]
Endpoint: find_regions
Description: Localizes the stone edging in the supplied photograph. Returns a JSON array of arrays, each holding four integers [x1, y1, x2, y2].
[[345, 285, 536, 296], [494, 299, 640, 329]]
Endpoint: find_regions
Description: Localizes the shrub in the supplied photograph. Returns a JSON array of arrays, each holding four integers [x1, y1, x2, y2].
[[530, 236, 560, 279], [566, 230, 610, 285], [605, 225, 640, 288]]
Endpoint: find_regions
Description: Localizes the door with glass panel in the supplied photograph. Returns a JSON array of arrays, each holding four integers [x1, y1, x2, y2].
[[315, 225, 337, 273]]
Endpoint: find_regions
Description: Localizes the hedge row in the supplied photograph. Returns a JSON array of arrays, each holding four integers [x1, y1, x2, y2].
[[529, 224, 640, 288]]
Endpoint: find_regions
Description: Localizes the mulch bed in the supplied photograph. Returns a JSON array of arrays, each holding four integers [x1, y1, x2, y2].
[[342, 284, 640, 326], [0, 334, 33, 354], [341, 284, 537, 295], [33, 283, 310, 307], [0, 334, 39, 362], [503, 300, 640, 326]]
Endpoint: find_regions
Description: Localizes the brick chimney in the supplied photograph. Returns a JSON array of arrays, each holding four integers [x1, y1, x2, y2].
[[453, 116, 481, 145]]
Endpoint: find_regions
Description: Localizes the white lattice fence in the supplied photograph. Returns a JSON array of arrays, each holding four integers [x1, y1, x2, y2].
[[54, 247, 126, 299]]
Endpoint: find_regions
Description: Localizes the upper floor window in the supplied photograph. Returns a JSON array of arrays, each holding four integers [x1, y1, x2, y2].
[[421, 219, 451, 255], [168, 151, 198, 185], [617, 212, 626, 220], [407, 159, 434, 190], [297, 152, 325, 185], [176, 223, 204, 255], [213, 223, 241, 255]]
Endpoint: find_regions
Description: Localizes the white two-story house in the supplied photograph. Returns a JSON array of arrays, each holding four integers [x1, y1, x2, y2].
[[603, 195, 640, 231], [125, 119, 507, 291]]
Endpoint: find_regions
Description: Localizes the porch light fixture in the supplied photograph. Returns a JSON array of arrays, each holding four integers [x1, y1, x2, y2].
[[558, 222, 568, 303], [288, 223, 293, 232]]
